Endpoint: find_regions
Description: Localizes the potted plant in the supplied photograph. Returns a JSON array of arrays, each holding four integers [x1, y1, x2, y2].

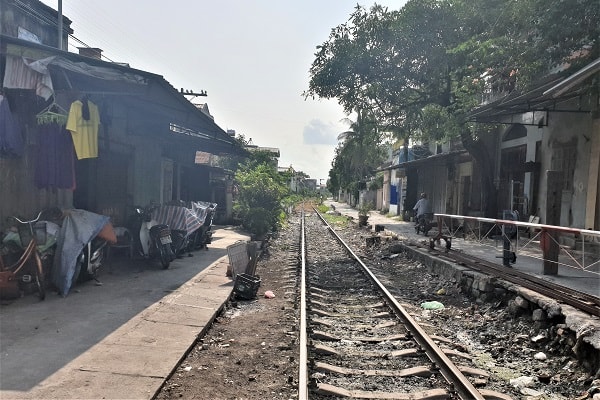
[[357, 202, 373, 227]]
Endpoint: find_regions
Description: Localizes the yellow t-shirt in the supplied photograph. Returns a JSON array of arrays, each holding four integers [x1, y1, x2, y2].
[[66, 100, 100, 159]]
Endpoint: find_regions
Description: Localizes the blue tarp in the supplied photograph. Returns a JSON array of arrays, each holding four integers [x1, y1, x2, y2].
[[51, 209, 109, 296]]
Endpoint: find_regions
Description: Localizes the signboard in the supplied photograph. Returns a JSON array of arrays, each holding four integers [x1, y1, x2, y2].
[[195, 151, 212, 164]]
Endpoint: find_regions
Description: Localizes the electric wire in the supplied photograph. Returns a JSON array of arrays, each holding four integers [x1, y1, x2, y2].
[[12, 0, 116, 62]]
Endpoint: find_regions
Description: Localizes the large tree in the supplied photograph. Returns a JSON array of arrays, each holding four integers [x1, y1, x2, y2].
[[327, 109, 386, 200], [307, 0, 598, 217]]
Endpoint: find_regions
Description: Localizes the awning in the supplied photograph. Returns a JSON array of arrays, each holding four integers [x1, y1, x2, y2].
[[468, 58, 600, 125], [378, 149, 468, 171]]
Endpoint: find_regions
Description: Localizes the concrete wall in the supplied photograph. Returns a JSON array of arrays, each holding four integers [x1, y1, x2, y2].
[[537, 112, 594, 228]]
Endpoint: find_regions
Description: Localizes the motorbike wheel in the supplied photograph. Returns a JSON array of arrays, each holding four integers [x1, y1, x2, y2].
[[159, 244, 171, 269]]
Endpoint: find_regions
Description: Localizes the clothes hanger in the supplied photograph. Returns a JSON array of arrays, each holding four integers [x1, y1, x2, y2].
[[36, 97, 68, 126]]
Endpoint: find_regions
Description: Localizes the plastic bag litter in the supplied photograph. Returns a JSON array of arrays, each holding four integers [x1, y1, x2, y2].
[[264, 290, 275, 298], [420, 301, 445, 310]]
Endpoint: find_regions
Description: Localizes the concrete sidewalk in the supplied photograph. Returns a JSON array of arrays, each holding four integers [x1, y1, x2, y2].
[[0, 226, 248, 400]]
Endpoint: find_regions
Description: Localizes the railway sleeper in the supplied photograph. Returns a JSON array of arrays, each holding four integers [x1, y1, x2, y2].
[[316, 383, 514, 400], [314, 361, 489, 380], [312, 330, 407, 342], [311, 308, 392, 318], [311, 300, 388, 309], [313, 318, 397, 330], [314, 361, 436, 377], [313, 343, 472, 361], [315, 384, 450, 400]]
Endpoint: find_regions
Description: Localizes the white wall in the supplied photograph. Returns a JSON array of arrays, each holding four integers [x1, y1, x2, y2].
[[537, 112, 593, 227]]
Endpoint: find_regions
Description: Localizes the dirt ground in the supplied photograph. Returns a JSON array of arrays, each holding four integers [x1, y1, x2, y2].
[[155, 226, 300, 400]]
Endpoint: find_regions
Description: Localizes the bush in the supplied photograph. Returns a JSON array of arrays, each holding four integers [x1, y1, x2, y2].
[[234, 164, 288, 237]]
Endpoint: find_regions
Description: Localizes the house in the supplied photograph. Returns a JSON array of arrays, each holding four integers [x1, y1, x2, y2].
[[469, 58, 600, 231], [379, 140, 477, 221], [377, 58, 599, 234], [0, 0, 243, 227]]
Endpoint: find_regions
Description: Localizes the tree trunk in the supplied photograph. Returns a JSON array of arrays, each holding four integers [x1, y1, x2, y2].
[[460, 129, 498, 218]]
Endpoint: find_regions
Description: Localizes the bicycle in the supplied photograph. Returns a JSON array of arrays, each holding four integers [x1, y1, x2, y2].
[[0, 211, 47, 300]]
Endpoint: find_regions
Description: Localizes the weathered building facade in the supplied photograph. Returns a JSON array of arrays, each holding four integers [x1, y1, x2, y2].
[[0, 0, 241, 227], [376, 59, 599, 233]]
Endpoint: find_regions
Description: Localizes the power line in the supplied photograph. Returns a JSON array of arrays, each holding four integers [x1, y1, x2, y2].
[[11, 0, 115, 62]]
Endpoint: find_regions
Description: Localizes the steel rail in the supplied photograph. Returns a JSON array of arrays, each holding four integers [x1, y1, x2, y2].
[[298, 210, 309, 399], [313, 209, 485, 400], [420, 243, 600, 317]]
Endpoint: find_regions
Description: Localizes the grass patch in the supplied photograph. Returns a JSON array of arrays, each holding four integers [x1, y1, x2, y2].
[[321, 213, 350, 227], [316, 204, 329, 213]]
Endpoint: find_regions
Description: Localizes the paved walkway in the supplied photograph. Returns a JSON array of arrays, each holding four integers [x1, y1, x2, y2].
[[0, 226, 248, 400], [326, 200, 600, 298]]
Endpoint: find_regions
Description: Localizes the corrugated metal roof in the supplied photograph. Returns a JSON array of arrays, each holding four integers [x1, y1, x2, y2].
[[468, 58, 599, 124], [1, 34, 243, 155]]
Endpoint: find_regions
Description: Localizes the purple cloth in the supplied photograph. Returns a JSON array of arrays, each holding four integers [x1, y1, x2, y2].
[[34, 123, 76, 190], [0, 95, 24, 157]]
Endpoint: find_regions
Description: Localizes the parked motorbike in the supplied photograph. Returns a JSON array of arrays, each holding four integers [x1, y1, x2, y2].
[[187, 202, 217, 251], [73, 223, 114, 284], [415, 212, 434, 236], [132, 206, 175, 269], [170, 229, 190, 259]]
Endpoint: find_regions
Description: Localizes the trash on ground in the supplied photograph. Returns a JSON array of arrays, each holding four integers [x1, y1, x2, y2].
[[420, 301, 445, 310], [264, 290, 275, 298]]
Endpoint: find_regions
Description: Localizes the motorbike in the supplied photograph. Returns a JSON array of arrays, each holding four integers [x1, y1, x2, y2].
[[132, 206, 175, 269], [170, 229, 190, 259], [186, 202, 217, 251], [415, 212, 434, 236], [73, 224, 113, 284]]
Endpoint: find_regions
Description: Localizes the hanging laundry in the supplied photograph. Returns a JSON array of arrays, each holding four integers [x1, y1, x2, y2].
[[2, 55, 54, 100], [66, 98, 100, 159], [35, 123, 76, 190], [0, 94, 24, 157]]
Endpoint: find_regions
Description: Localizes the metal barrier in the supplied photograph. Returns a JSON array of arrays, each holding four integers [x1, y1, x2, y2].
[[433, 213, 600, 275]]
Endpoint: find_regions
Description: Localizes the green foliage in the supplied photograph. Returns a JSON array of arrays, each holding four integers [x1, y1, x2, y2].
[[317, 204, 329, 213], [234, 163, 288, 237], [368, 173, 384, 191], [308, 0, 598, 144], [357, 201, 373, 216], [307, 0, 598, 217], [281, 193, 302, 211], [328, 109, 386, 196]]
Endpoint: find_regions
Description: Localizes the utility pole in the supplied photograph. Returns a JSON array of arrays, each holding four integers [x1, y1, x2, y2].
[[180, 88, 208, 99], [58, 0, 63, 50]]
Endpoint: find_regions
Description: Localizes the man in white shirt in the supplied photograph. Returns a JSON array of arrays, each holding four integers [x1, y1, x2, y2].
[[413, 192, 432, 226]]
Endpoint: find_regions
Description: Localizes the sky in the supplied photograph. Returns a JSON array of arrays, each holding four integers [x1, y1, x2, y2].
[[40, 0, 408, 182]]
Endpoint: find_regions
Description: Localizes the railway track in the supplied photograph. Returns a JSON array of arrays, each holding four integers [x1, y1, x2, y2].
[[298, 210, 515, 399], [415, 236, 600, 317]]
